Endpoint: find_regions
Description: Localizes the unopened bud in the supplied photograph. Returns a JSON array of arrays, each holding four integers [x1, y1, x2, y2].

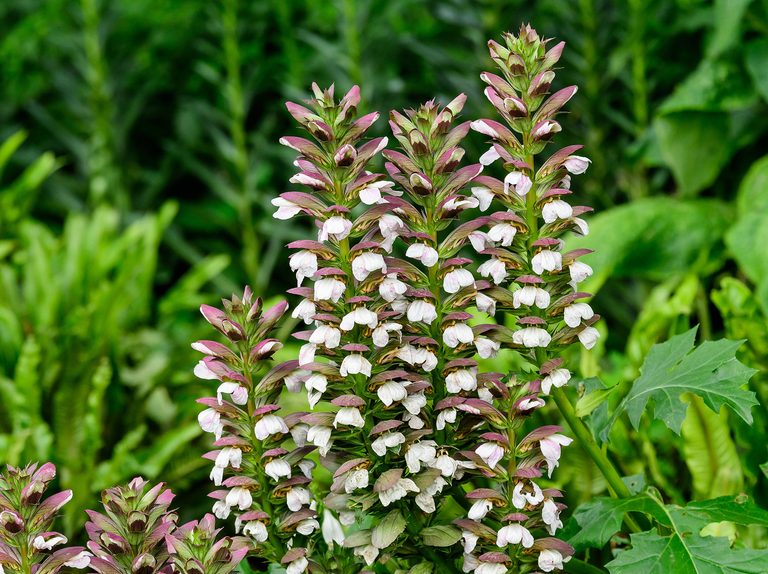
[[409, 173, 432, 195], [132, 553, 156, 574], [101, 532, 129, 554], [128, 511, 148, 532], [0, 510, 23, 533], [21, 481, 45, 505], [334, 144, 357, 167], [184, 558, 205, 574]]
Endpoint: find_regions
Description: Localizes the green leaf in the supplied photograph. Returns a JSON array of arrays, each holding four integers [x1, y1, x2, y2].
[[569, 496, 664, 550], [408, 564, 433, 574], [371, 510, 406, 549], [567, 198, 730, 294], [613, 328, 757, 435], [655, 112, 732, 196], [421, 525, 462, 547], [746, 39, 768, 103], [735, 154, 768, 216], [681, 395, 743, 499], [683, 494, 768, 527], [607, 530, 768, 574]]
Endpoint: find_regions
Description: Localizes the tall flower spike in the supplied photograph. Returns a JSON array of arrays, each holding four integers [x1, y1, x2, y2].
[[193, 287, 325, 571], [455, 23, 597, 571], [85, 477, 177, 574], [0, 463, 90, 574]]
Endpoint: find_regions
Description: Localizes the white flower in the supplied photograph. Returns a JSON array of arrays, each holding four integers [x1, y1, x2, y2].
[[243, 520, 268, 542], [533, 120, 560, 139], [479, 146, 501, 166], [538, 549, 568, 572], [354, 545, 379, 566], [469, 231, 490, 253], [563, 155, 591, 174], [436, 408, 456, 430], [564, 302, 594, 328], [406, 243, 439, 267], [405, 440, 437, 473], [512, 482, 544, 509], [513, 286, 550, 309], [475, 441, 505, 468], [496, 523, 534, 548], [322, 511, 345, 548], [254, 414, 289, 440], [344, 468, 369, 493], [540, 434, 573, 477], [446, 368, 477, 393], [33, 535, 67, 550], [503, 171, 532, 196], [379, 214, 404, 241], [478, 258, 506, 284], [194, 360, 219, 380], [468, 499, 493, 520], [488, 223, 517, 246], [532, 250, 562, 274], [444, 268, 475, 293], [403, 412, 425, 429], [475, 337, 500, 358], [198, 408, 223, 440], [407, 299, 438, 324], [292, 299, 316, 324], [402, 391, 427, 415], [542, 200, 573, 223], [463, 553, 480, 573], [352, 252, 387, 281], [216, 382, 248, 405], [471, 186, 494, 211], [211, 447, 243, 485], [431, 453, 459, 477], [212, 500, 230, 519], [518, 397, 545, 412], [299, 343, 316, 366], [296, 519, 320, 536], [542, 498, 563, 535], [272, 197, 301, 219], [287, 486, 311, 511], [298, 459, 315, 479], [578, 326, 600, 350], [380, 273, 408, 302], [308, 324, 341, 348], [287, 556, 309, 574], [225, 487, 253, 510], [377, 381, 408, 406], [378, 477, 419, 506], [443, 196, 479, 212], [359, 181, 393, 205], [573, 217, 589, 235], [541, 368, 571, 395], [340, 307, 378, 331], [340, 354, 372, 377], [289, 251, 318, 286], [319, 216, 352, 241], [444, 323, 475, 348], [314, 278, 345, 302], [513, 327, 551, 348], [371, 431, 406, 456], [569, 261, 593, 284], [334, 407, 365, 428], [372, 322, 402, 347], [63, 552, 92, 569], [462, 530, 479, 553], [476, 563, 507, 574], [264, 458, 292, 482], [476, 292, 496, 315], [415, 475, 447, 513]]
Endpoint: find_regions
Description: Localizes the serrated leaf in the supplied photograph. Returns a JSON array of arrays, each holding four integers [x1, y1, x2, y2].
[[612, 328, 757, 436], [371, 510, 406, 549], [569, 496, 665, 550], [607, 530, 768, 574], [421, 525, 462, 547], [682, 495, 768, 528]]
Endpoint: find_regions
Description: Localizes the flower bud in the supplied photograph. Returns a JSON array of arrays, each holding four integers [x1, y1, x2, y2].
[[21, 481, 45, 505], [334, 144, 357, 167], [0, 510, 23, 533], [127, 511, 148, 532], [132, 553, 156, 574]]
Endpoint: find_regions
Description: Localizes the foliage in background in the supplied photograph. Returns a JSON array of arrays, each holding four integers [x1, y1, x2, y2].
[[0, 1, 767, 571]]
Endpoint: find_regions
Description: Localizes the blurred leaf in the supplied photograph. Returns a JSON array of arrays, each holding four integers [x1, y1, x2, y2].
[[568, 198, 730, 294], [745, 39, 768, 102], [371, 510, 406, 549], [707, 0, 753, 58], [607, 328, 757, 437], [681, 395, 743, 499], [421, 525, 462, 547], [655, 112, 732, 196]]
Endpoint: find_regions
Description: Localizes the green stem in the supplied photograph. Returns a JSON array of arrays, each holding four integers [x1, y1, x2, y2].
[[551, 387, 643, 533]]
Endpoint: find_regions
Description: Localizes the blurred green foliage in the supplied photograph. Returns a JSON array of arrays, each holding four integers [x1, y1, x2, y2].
[[1, 0, 768, 564]]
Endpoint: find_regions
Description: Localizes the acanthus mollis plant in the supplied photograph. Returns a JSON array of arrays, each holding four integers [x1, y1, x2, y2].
[[85, 477, 177, 574], [193, 288, 325, 573], [0, 463, 91, 574], [452, 24, 599, 573]]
